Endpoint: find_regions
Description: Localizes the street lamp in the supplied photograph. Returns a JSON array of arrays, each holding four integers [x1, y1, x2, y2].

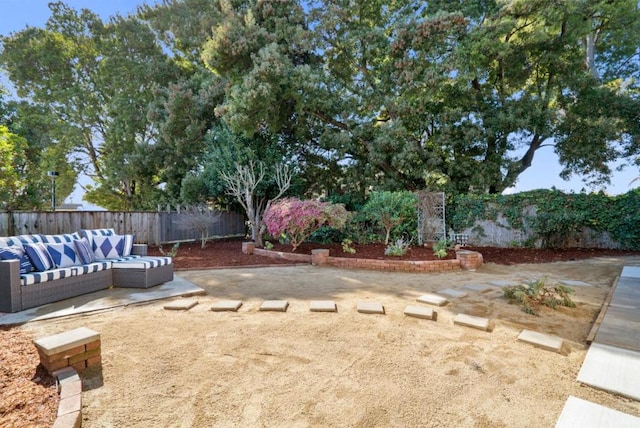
[[47, 171, 59, 211]]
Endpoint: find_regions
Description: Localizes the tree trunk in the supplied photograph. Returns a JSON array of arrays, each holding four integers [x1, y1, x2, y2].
[[253, 215, 264, 248]]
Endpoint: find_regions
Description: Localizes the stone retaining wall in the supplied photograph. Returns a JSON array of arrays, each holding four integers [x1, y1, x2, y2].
[[243, 243, 483, 272]]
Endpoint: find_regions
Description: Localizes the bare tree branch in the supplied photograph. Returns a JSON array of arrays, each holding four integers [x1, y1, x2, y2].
[[219, 161, 291, 247]]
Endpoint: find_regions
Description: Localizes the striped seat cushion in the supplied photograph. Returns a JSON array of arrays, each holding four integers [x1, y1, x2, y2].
[[111, 256, 172, 270], [21, 267, 75, 286], [72, 261, 112, 275], [97, 255, 141, 262]]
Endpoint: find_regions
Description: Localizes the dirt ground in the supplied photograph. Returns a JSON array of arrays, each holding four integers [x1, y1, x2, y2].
[[11, 245, 640, 427]]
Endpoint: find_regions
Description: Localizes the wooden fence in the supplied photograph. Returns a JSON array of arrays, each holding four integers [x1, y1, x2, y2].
[[0, 210, 247, 246]]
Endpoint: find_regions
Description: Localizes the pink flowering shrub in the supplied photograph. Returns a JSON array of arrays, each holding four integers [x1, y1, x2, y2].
[[263, 198, 350, 251]]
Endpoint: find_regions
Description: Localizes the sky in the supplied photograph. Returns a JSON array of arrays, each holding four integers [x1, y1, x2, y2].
[[0, 1, 638, 205]]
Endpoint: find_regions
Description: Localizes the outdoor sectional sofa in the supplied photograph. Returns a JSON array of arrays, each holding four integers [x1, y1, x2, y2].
[[0, 228, 173, 313]]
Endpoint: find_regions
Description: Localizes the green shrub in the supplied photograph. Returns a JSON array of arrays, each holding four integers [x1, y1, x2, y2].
[[309, 225, 344, 244], [341, 239, 356, 254], [432, 238, 452, 259], [361, 191, 417, 245], [384, 237, 411, 256], [503, 279, 576, 315], [158, 242, 180, 257]]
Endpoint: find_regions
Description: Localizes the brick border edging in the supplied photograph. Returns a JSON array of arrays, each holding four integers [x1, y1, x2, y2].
[[52, 367, 82, 428], [254, 248, 312, 263], [244, 243, 483, 272]]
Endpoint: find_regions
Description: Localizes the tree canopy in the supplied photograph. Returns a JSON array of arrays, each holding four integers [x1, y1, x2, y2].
[[1, 0, 638, 210]]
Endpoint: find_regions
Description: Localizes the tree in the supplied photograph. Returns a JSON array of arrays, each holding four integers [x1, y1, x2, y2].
[[219, 161, 292, 247], [200, 0, 344, 196], [1, 3, 178, 209], [3, 0, 638, 209], [174, 206, 221, 249], [0, 126, 27, 209], [361, 191, 417, 245], [146, 74, 224, 202], [264, 198, 350, 251], [0, 88, 73, 210], [204, 0, 640, 195]]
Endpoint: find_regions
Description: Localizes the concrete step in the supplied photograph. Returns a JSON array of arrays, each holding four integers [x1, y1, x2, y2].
[[260, 300, 289, 312], [164, 298, 199, 311], [517, 329, 563, 353], [453, 313, 490, 331], [357, 302, 385, 314], [310, 300, 337, 312], [416, 293, 448, 306], [404, 305, 436, 320], [211, 300, 243, 312]]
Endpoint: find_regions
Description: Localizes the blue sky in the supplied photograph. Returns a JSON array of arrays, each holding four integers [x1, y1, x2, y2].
[[1, 1, 638, 200]]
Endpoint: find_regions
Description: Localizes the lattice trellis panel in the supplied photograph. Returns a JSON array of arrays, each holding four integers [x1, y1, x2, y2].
[[417, 191, 446, 245]]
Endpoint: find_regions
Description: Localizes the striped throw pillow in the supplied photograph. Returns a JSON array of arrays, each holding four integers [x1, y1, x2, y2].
[[0, 246, 34, 274], [74, 238, 96, 264], [24, 243, 55, 272], [122, 234, 135, 256]]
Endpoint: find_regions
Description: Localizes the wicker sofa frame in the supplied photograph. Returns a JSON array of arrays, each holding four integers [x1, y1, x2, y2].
[[0, 260, 112, 313], [112, 262, 174, 289], [0, 244, 173, 313]]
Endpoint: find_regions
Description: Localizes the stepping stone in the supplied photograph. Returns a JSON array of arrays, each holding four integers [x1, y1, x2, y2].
[[211, 300, 243, 312], [453, 313, 490, 331], [437, 288, 468, 298], [404, 305, 436, 321], [560, 280, 591, 287], [489, 280, 513, 288], [164, 299, 199, 311], [357, 302, 385, 314], [556, 396, 640, 428], [310, 300, 337, 312], [517, 329, 563, 353], [416, 294, 448, 307], [621, 266, 640, 278], [577, 342, 640, 401], [259, 300, 289, 312], [463, 284, 492, 292]]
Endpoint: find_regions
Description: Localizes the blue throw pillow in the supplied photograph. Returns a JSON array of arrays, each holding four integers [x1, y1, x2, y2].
[[24, 243, 55, 272], [46, 242, 81, 268], [93, 235, 124, 259], [74, 238, 96, 264], [0, 246, 34, 274], [122, 234, 135, 256]]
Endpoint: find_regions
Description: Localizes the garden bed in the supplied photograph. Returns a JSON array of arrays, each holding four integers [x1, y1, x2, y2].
[[147, 239, 640, 269]]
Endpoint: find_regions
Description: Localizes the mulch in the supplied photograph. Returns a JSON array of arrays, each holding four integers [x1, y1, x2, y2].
[[0, 329, 58, 428], [148, 239, 640, 270]]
